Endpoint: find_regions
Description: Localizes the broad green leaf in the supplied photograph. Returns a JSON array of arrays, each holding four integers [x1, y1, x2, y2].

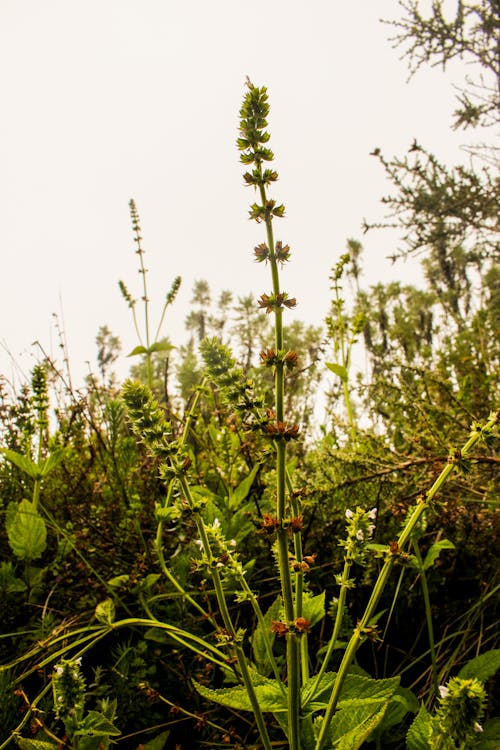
[[406, 704, 431, 750], [331, 703, 389, 750], [372, 687, 420, 738], [325, 362, 348, 382], [149, 340, 174, 353], [7, 499, 47, 560], [127, 345, 148, 357], [251, 596, 282, 676], [302, 671, 338, 707], [193, 674, 286, 713], [337, 674, 400, 708], [2, 449, 39, 479], [458, 649, 500, 683], [422, 539, 455, 571], [0, 561, 27, 594], [95, 598, 115, 625], [16, 740, 57, 750], [74, 709, 121, 736], [302, 591, 326, 628], [139, 730, 170, 750], [229, 463, 261, 509]]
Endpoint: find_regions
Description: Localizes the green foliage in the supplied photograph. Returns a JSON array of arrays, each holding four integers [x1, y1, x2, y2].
[[6, 499, 46, 560]]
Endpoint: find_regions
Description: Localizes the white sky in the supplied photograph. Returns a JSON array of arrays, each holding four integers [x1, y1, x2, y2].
[[1, 0, 474, 390]]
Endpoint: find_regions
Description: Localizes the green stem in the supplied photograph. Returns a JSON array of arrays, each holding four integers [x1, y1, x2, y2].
[[412, 538, 439, 701], [259, 178, 301, 749]]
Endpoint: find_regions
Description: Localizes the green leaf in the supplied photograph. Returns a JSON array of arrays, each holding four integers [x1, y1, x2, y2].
[[38, 449, 65, 478], [74, 709, 121, 736], [139, 730, 171, 750], [95, 598, 115, 625], [372, 687, 420, 738], [251, 596, 282, 676], [6, 499, 47, 560], [302, 591, 326, 628], [325, 362, 348, 382], [127, 345, 148, 357], [330, 703, 390, 750], [107, 574, 130, 588], [2, 449, 39, 479], [406, 704, 431, 750], [458, 649, 500, 683], [193, 673, 286, 713], [229, 463, 261, 509], [16, 740, 57, 750], [422, 539, 455, 571], [149, 341, 174, 353]]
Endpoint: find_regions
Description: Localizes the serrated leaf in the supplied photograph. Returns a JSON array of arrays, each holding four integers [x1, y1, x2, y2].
[[331, 703, 389, 750], [302, 591, 326, 628], [373, 687, 420, 737], [2, 449, 39, 479], [193, 674, 286, 713], [422, 539, 455, 571], [95, 598, 115, 625], [325, 362, 348, 382], [74, 709, 121, 736], [458, 649, 500, 682], [16, 740, 57, 750], [406, 704, 431, 750], [127, 345, 148, 357], [149, 340, 174, 353], [7, 499, 47, 560]]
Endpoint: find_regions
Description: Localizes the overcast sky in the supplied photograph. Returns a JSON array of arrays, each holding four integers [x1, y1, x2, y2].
[[1, 0, 472, 390]]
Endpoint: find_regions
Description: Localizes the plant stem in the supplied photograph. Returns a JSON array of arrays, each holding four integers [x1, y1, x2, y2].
[[260, 180, 301, 750], [412, 537, 439, 700]]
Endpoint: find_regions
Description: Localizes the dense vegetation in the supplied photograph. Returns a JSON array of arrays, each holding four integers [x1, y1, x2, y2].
[[0, 3, 498, 748]]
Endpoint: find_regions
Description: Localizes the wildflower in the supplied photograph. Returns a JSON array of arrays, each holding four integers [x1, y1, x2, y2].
[[355, 529, 364, 541], [367, 507, 377, 520], [368, 524, 376, 536], [439, 685, 450, 698], [345, 509, 354, 519], [474, 723, 483, 733]]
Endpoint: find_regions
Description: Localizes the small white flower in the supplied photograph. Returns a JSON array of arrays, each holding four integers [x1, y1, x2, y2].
[[74, 657, 82, 666], [368, 524, 376, 536], [438, 685, 449, 699], [345, 509, 354, 519], [474, 723, 483, 733], [194, 538, 203, 549], [229, 539, 237, 547], [213, 518, 221, 529], [54, 666, 64, 677], [367, 507, 377, 520], [57, 695, 63, 703], [355, 529, 364, 541]]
